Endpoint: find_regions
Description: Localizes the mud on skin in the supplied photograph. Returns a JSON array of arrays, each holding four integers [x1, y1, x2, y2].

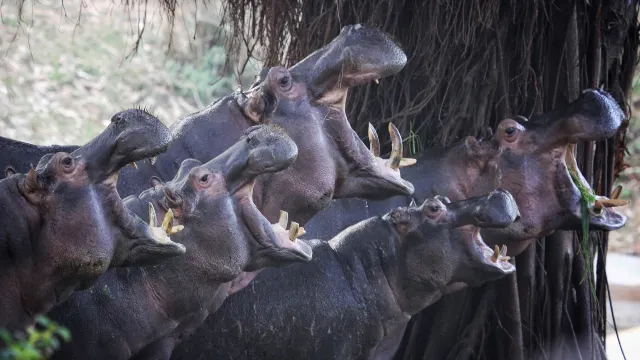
[[169, 190, 518, 360], [303, 88, 628, 256], [46, 124, 313, 360], [0, 24, 414, 228], [0, 109, 184, 331]]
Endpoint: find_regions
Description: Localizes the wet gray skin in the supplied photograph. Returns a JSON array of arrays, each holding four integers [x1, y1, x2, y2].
[[46, 125, 314, 360], [168, 190, 519, 360], [0, 109, 184, 330]]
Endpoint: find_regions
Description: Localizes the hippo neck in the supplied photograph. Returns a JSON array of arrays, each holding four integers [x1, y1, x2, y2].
[[328, 218, 411, 333], [168, 95, 252, 163], [402, 141, 480, 202]]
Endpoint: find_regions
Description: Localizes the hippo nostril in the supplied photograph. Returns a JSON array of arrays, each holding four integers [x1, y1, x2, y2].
[[514, 215, 521, 222]]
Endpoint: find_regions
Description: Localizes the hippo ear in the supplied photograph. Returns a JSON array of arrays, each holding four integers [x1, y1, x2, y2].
[[464, 136, 482, 157], [149, 176, 164, 188], [18, 169, 45, 204], [4, 166, 16, 178]]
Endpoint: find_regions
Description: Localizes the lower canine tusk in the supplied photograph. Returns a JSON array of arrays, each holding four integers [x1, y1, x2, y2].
[[491, 245, 499, 263], [289, 222, 300, 242], [278, 210, 289, 229]]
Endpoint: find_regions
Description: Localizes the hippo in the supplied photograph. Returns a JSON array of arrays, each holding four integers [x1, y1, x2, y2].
[[0, 24, 414, 227], [47, 124, 314, 360], [173, 88, 629, 360], [169, 190, 519, 360], [0, 109, 186, 331], [303, 88, 628, 256]]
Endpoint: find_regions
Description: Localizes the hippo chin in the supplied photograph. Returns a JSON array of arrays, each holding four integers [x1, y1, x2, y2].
[[0, 109, 184, 331], [0, 24, 414, 228], [168, 190, 519, 360], [46, 124, 313, 360], [303, 88, 627, 257]]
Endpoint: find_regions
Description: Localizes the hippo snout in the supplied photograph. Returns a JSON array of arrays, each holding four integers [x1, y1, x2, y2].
[[473, 189, 520, 228]]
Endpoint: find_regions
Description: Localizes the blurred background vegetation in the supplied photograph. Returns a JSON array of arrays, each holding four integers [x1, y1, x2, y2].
[[1, 0, 639, 357]]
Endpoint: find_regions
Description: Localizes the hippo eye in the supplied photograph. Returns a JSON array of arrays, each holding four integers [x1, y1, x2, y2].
[[200, 174, 209, 183], [61, 156, 73, 168], [278, 75, 292, 90], [502, 126, 521, 143], [424, 204, 443, 219]]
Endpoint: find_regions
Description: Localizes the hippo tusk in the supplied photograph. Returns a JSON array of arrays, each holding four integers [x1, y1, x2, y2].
[[296, 226, 306, 238], [289, 222, 300, 242], [409, 198, 417, 207], [611, 185, 622, 200], [150, 156, 157, 165], [515, 115, 529, 122], [594, 196, 630, 208], [131, 162, 138, 170], [169, 225, 184, 235], [148, 203, 158, 228], [278, 210, 289, 229], [162, 209, 174, 234], [491, 245, 500, 263], [388, 122, 403, 170], [399, 158, 417, 167], [368, 123, 381, 158], [500, 244, 507, 257], [374, 79, 379, 84]]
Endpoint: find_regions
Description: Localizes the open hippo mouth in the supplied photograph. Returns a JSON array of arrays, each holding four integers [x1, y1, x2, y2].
[[564, 144, 628, 231], [472, 230, 515, 274], [234, 178, 313, 262]]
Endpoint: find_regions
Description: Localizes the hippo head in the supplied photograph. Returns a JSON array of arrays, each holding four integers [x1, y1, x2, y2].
[[483, 89, 628, 255], [157, 125, 312, 282], [1, 109, 184, 312], [383, 190, 518, 313], [235, 24, 414, 224]]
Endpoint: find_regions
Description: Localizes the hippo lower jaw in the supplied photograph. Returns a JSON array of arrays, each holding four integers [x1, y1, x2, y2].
[[564, 145, 628, 231], [472, 230, 515, 274], [237, 180, 313, 263]]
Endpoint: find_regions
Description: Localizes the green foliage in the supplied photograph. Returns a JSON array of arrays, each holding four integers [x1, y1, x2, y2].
[[165, 44, 237, 106], [0, 316, 71, 360]]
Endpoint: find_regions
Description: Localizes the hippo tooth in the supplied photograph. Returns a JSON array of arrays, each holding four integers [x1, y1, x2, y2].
[[500, 245, 507, 257], [278, 210, 289, 229], [399, 158, 417, 167], [150, 156, 157, 165], [368, 123, 381, 158], [162, 209, 174, 234], [169, 225, 184, 235], [595, 196, 630, 208], [148, 203, 158, 227], [501, 256, 511, 262], [491, 245, 499, 263], [374, 79, 379, 84], [289, 222, 300, 242], [387, 123, 403, 171], [296, 226, 306, 237], [131, 162, 138, 170]]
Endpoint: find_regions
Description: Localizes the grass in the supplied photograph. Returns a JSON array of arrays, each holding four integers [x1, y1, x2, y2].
[[0, 0, 260, 145]]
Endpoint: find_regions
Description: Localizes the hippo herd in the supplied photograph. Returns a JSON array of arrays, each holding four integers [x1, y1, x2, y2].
[[0, 24, 630, 360]]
